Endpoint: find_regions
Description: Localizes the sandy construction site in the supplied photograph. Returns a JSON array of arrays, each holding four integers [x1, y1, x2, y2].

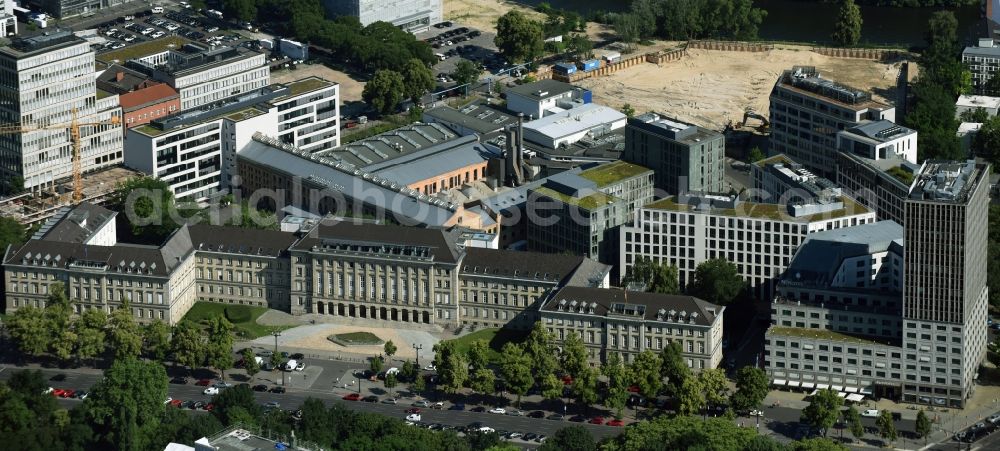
[[576, 46, 907, 131]]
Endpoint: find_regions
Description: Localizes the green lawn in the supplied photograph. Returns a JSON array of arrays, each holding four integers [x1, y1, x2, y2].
[[182, 302, 292, 339], [333, 331, 383, 345], [444, 328, 526, 363]]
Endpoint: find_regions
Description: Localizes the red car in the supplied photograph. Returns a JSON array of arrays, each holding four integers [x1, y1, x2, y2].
[[588, 417, 605, 425], [195, 379, 212, 386], [169, 399, 183, 408], [561, 375, 573, 385], [405, 407, 421, 414], [627, 385, 640, 393], [203, 403, 214, 411], [51, 389, 66, 397], [607, 419, 624, 427], [60, 389, 75, 398], [342, 393, 361, 401]]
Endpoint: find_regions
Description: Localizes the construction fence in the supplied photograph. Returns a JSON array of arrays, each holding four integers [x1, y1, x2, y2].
[[688, 40, 774, 52], [646, 48, 687, 64], [812, 47, 909, 61]]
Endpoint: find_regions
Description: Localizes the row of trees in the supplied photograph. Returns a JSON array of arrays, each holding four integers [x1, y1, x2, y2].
[[622, 257, 746, 306], [361, 59, 435, 115], [5, 283, 239, 380], [904, 11, 969, 161], [613, 0, 767, 47], [801, 388, 933, 446], [429, 322, 769, 419]]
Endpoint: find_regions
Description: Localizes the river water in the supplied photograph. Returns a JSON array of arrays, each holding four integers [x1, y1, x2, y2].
[[516, 0, 983, 47]]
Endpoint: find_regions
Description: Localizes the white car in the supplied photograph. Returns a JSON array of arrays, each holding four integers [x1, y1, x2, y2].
[[477, 426, 495, 433], [140, 28, 154, 35], [488, 407, 506, 414], [43, 387, 54, 395], [104, 28, 118, 36], [749, 409, 764, 417], [406, 413, 422, 422], [295, 362, 305, 371], [203, 387, 219, 395], [123, 35, 136, 42], [164, 397, 173, 404], [989, 414, 1000, 424], [861, 409, 879, 418], [151, 31, 165, 38], [424, 364, 436, 371]]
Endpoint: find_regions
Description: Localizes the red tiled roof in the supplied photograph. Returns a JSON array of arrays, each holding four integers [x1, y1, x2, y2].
[[119, 83, 179, 111]]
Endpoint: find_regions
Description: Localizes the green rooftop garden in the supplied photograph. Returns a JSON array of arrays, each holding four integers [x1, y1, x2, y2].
[[96, 89, 113, 100], [754, 154, 793, 167], [98, 36, 190, 63], [225, 107, 266, 122], [533, 186, 617, 210], [578, 161, 651, 187], [887, 166, 914, 185], [645, 196, 870, 221], [134, 124, 166, 136], [768, 326, 880, 345], [279, 77, 333, 100]]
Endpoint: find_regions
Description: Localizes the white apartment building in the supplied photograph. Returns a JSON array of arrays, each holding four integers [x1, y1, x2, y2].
[[620, 193, 877, 300], [963, 39, 1000, 95], [322, 0, 442, 33], [0, 0, 15, 37], [129, 44, 269, 111], [836, 120, 917, 164], [0, 30, 124, 193], [504, 79, 586, 119], [125, 79, 340, 201]]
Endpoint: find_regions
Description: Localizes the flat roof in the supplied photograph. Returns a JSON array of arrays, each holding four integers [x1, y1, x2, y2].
[[97, 36, 190, 63], [423, 102, 517, 135], [370, 139, 501, 186], [315, 122, 461, 169], [783, 220, 904, 287], [505, 79, 575, 101], [956, 94, 1000, 110], [271, 76, 335, 102], [645, 195, 870, 222], [577, 160, 651, 187], [523, 104, 626, 140], [775, 67, 891, 111], [963, 45, 1000, 57], [845, 120, 915, 143], [768, 326, 884, 345], [1, 29, 85, 58], [532, 185, 617, 210]]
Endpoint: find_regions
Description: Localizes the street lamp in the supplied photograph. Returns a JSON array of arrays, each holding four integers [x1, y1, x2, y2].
[[413, 343, 423, 366], [272, 331, 284, 387]]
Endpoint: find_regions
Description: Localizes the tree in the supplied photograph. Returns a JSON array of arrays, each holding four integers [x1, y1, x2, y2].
[[690, 258, 744, 305], [960, 107, 991, 123], [973, 116, 1000, 166], [170, 321, 203, 373], [539, 425, 596, 451], [845, 406, 864, 441], [210, 383, 262, 426], [621, 103, 636, 117], [523, 322, 559, 389], [440, 352, 468, 394], [629, 350, 663, 411], [698, 368, 730, 408], [494, 11, 544, 64], [499, 343, 533, 408], [622, 257, 680, 294], [370, 355, 384, 375], [600, 352, 629, 418], [411, 372, 427, 394], [676, 376, 706, 415], [85, 358, 168, 450], [451, 59, 483, 87], [400, 360, 417, 382], [876, 410, 897, 445], [400, 59, 434, 104], [470, 368, 496, 398], [111, 177, 178, 242], [745, 435, 789, 451], [362, 70, 405, 115], [77, 308, 109, 365], [383, 340, 397, 361], [0, 216, 27, 254], [791, 438, 848, 451], [571, 366, 599, 412], [143, 320, 171, 361], [565, 34, 593, 60], [467, 340, 490, 373], [749, 146, 766, 163], [905, 81, 963, 161], [225, 201, 278, 230], [560, 332, 589, 379], [241, 348, 260, 382], [50, 323, 77, 364], [384, 372, 398, 396], [731, 367, 769, 412], [7, 306, 50, 358], [660, 340, 690, 395], [108, 303, 143, 361], [802, 389, 843, 437], [831, 0, 862, 47], [915, 410, 931, 444], [984, 67, 1000, 96], [205, 317, 234, 381], [222, 0, 256, 22]]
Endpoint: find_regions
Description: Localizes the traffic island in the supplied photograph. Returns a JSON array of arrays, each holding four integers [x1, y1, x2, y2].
[[328, 331, 384, 347]]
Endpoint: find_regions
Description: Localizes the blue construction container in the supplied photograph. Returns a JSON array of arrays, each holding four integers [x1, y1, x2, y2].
[[580, 59, 600, 72], [554, 62, 576, 74], [581, 89, 592, 104]]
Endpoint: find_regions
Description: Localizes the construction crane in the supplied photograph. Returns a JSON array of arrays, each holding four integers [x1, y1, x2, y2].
[[0, 109, 120, 203]]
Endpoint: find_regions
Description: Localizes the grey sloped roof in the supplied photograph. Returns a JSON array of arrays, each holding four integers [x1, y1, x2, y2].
[[460, 248, 590, 284], [782, 220, 904, 287], [237, 138, 457, 227], [33, 202, 117, 244], [188, 224, 298, 257], [291, 220, 462, 264], [541, 286, 722, 327]]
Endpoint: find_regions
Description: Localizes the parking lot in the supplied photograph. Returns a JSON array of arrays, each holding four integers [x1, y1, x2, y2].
[[416, 22, 507, 88], [88, 7, 249, 56]]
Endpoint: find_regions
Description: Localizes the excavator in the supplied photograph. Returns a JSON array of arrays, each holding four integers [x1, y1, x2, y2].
[[742, 107, 770, 134]]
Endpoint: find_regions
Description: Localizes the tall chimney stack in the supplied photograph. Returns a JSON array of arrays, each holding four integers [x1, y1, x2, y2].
[[517, 113, 524, 168]]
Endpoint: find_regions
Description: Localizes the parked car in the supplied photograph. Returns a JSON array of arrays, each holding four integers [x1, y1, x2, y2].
[[170, 376, 188, 384], [263, 401, 280, 409], [342, 393, 361, 401], [291, 353, 305, 359], [861, 409, 880, 418], [60, 389, 75, 398], [195, 379, 212, 386], [405, 408, 421, 414], [449, 403, 465, 411], [488, 407, 506, 414], [212, 382, 233, 389], [607, 419, 625, 427], [252, 384, 268, 392], [295, 362, 306, 371], [547, 414, 565, 421], [528, 410, 545, 418], [270, 386, 286, 394], [431, 402, 445, 410], [470, 406, 486, 412], [169, 399, 183, 407], [589, 416, 605, 425], [362, 395, 378, 403], [413, 400, 430, 407], [406, 413, 422, 422], [203, 387, 219, 395], [505, 409, 523, 416]]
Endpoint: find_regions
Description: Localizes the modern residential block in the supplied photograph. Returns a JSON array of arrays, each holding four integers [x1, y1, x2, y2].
[[620, 192, 877, 300], [0, 30, 124, 193], [538, 286, 724, 368], [769, 66, 895, 177], [622, 112, 725, 194], [963, 39, 1000, 95], [836, 120, 917, 164], [527, 160, 654, 263], [836, 152, 922, 225], [751, 154, 843, 205]]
